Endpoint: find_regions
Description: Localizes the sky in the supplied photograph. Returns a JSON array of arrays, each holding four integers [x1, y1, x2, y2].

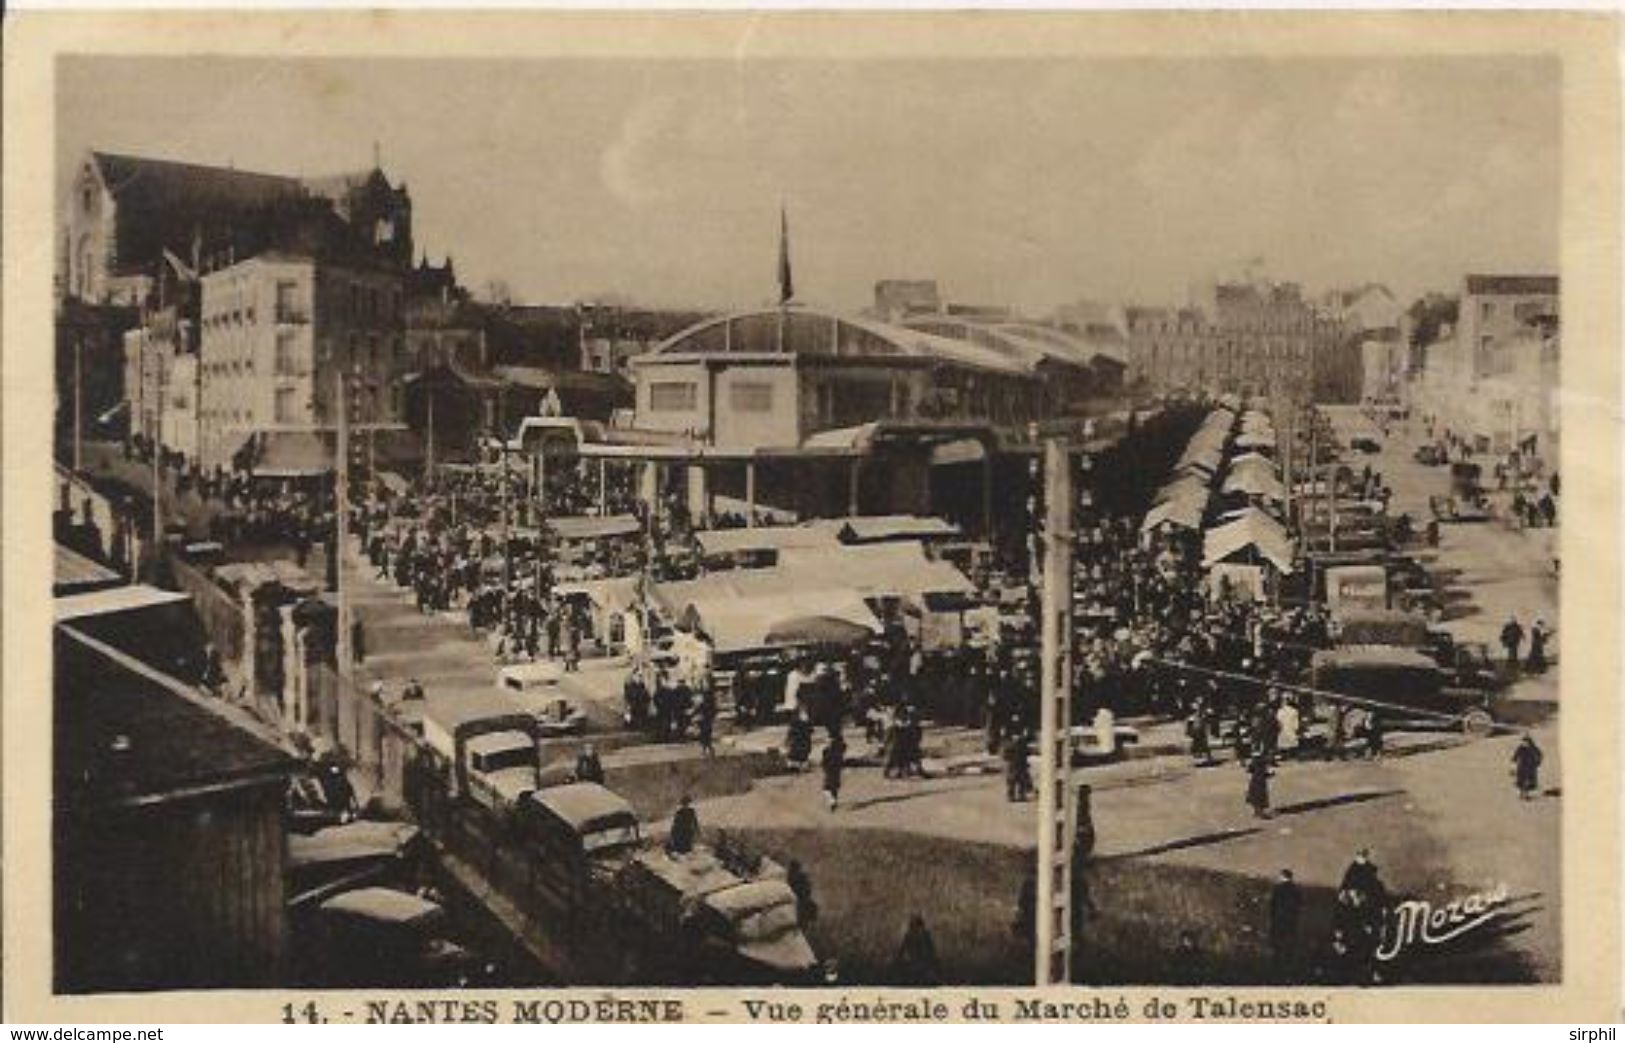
[[58, 55, 1560, 315]]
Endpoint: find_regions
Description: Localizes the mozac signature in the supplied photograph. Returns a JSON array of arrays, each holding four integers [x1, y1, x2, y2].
[[1375, 883, 1510, 963]]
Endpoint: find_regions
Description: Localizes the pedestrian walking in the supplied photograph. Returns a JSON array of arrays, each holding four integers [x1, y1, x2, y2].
[[1246, 751, 1272, 818], [1269, 868, 1302, 977], [1512, 734, 1544, 800], [892, 914, 940, 986], [1004, 729, 1033, 801], [1526, 619, 1552, 674], [787, 860, 819, 927], [821, 736, 846, 811], [1500, 615, 1526, 669], [1188, 701, 1215, 766], [1276, 699, 1300, 762], [351, 617, 367, 665]]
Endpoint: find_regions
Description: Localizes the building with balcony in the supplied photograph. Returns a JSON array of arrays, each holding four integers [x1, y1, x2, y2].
[[197, 252, 406, 470]]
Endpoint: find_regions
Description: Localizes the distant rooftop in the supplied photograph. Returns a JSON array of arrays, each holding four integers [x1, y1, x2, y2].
[[1464, 274, 1559, 297]]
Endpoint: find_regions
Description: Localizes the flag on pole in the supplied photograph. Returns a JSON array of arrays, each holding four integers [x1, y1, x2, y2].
[[777, 204, 794, 306]]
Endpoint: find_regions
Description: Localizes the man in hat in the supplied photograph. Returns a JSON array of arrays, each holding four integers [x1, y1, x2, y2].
[[1268, 868, 1303, 976], [575, 743, 606, 785], [667, 795, 699, 855], [1500, 615, 1526, 670]]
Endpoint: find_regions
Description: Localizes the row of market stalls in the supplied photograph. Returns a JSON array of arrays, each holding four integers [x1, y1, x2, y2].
[[1140, 402, 1298, 598], [548, 515, 983, 677], [650, 539, 978, 657]]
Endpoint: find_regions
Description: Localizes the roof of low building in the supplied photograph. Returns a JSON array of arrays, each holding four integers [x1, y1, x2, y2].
[[55, 544, 123, 596], [54, 625, 296, 809]]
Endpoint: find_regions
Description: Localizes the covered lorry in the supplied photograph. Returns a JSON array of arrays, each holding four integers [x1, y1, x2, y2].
[[421, 694, 545, 813], [516, 782, 818, 984]]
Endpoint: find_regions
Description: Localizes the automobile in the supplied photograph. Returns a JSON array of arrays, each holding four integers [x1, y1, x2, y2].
[[1429, 494, 1492, 524], [499, 662, 589, 736], [1311, 646, 1497, 735], [298, 887, 487, 988], [1413, 444, 1447, 466], [1350, 436, 1382, 454]]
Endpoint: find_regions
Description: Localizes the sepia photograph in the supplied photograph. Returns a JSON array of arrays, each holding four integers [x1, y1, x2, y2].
[[7, 10, 1621, 1024]]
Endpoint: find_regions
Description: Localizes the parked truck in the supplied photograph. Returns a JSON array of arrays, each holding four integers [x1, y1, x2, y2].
[[516, 782, 818, 984], [421, 694, 545, 813]]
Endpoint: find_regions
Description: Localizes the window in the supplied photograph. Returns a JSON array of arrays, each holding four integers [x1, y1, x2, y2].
[[275, 281, 300, 322], [275, 387, 299, 423], [648, 381, 697, 412], [275, 332, 299, 376], [1481, 301, 1495, 322], [730, 382, 774, 412]]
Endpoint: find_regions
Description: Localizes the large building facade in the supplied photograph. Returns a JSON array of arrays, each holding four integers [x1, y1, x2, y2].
[[198, 253, 406, 469], [1412, 274, 1560, 463], [1125, 281, 1344, 400], [631, 305, 1044, 450]]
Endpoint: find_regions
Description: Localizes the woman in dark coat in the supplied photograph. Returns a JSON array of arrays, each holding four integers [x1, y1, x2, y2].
[[1512, 735, 1544, 799], [821, 736, 847, 811], [1526, 620, 1552, 674], [1246, 752, 1273, 818]]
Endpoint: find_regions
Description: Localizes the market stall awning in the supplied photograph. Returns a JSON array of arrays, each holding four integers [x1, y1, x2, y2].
[[678, 588, 882, 655], [817, 514, 963, 544], [695, 525, 841, 558], [547, 514, 642, 541], [1156, 474, 1211, 504], [554, 576, 639, 614], [249, 430, 333, 478], [1222, 468, 1287, 502], [777, 542, 975, 601], [764, 615, 875, 648], [1142, 495, 1206, 533], [1202, 512, 1295, 572]]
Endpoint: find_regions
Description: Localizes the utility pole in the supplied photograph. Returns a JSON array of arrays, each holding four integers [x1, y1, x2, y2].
[[499, 384, 511, 631], [73, 334, 84, 473], [149, 403, 161, 583], [1035, 438, 1076, 985], [335, 365, 353, 677], [425, 390, 436, 479]]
